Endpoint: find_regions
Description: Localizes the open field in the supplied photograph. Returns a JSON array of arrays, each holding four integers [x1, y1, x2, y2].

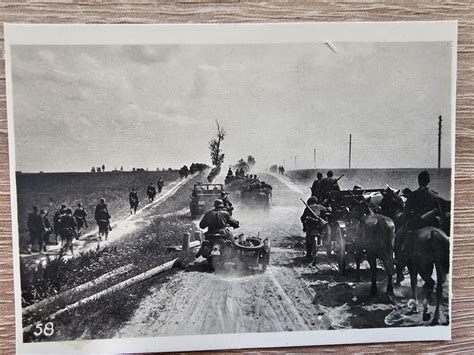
[[16, 170, 181, 248], [285, 168, 452, 200]]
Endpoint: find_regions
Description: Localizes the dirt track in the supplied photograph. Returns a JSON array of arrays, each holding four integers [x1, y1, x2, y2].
[[115, 173, 449, 337]]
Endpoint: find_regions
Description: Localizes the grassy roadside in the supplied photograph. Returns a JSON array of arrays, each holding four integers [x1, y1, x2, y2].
[[22, 214, 198, 342], [21, 171, 208, 342]]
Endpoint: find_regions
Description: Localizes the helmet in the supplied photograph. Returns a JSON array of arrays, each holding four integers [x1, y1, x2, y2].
[[307, 196, 318, 205], [100, 198, 105, 204], [214, 199, 224, 208], [327, 170, 334, 178]]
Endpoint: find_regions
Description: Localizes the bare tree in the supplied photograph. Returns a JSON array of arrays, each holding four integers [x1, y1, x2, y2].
[[209, 120, 226, 168]]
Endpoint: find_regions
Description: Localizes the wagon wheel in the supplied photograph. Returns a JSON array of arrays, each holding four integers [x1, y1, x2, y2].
[[321, 224, 332, 257], [333, 226, 346, 274]]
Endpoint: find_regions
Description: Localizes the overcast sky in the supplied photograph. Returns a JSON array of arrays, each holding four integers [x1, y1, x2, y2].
[[11, 42, 453, 172]]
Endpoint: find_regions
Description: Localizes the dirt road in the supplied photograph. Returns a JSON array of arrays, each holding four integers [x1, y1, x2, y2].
[[115, 173, 450, 337]]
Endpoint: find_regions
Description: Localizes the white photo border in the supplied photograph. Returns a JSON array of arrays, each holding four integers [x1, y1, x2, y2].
[[4, 21, 457, 354]]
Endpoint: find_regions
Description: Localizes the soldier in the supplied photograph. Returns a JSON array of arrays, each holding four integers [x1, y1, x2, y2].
[[157, 178, 165, 193], [227, 167, 233, 177], [147, 182, 156, 202], [220, 191, 234, 215], [59, 208, 77, 256], [40, 209, 52, 252], [129, 188, 139, 214], [311, 172, 324, 198], [300, 197, 329, 260], [95, 198, 112, 240], [404, 170, 441, 230], [320, 170, 340, 201], [73, 202, 88, 234], [27, 206, 45, 253], [53, 203, 67, 245], [199, 199, 240, 242]]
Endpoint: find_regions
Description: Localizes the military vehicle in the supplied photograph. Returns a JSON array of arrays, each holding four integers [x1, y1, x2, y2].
[[190, 183, 226, 219]]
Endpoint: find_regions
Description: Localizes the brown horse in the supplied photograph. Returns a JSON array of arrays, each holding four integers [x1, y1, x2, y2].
[[351, 198, 396, 296], [395, 226, 450, 325]]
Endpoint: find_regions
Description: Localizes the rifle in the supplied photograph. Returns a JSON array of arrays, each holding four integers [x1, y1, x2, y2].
[[318, 174, 344, 199], [300, 198, 328, 226]]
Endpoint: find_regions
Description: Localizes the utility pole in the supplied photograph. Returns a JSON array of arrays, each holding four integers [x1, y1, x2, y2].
[[438, 115, 442, 170], [349, 134, 352, 169], [313, 148, 316, 169]]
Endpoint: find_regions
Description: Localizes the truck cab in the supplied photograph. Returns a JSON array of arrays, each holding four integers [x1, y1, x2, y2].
[[190, 183, 225, 219]]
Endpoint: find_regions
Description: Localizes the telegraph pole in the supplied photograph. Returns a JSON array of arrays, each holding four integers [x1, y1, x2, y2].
[[349, 134, 352, 169], [438, 115, 442, 170], [313, 148, 316, 169]]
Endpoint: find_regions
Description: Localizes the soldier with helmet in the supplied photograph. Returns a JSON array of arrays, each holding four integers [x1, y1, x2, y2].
[[220, 191, 234, 215], [59, 208, 77, 256], [199, 199, 240, 242]]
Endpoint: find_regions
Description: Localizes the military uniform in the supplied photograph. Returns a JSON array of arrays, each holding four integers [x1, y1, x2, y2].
[[199, 208, 239, 241], [59, 213, 77, 255], [404, 186, 440, 230], [73, 206, 88, 231], [311, 179, 323, 198], [300, 204, 328, 257], [27, 211, 45, 252], [147, 184, 156, 202], [129, 190, 139, 213]]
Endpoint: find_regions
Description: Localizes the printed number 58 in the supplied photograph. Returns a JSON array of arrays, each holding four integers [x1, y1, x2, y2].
[[33, 322, 54, 337]]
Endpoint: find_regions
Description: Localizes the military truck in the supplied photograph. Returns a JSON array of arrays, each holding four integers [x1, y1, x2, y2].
[[190, 183, 226, 219]]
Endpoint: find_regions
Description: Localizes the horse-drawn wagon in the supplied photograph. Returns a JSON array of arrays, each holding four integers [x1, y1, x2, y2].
[[322, 188, 387, 274]]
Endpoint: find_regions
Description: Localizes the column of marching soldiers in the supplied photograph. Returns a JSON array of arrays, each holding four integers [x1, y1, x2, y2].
[[24, 178, 166, 256]]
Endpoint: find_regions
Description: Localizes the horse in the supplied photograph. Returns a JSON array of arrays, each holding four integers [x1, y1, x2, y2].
[[351, 197, 396, 296], [395, 226, 450, 325]]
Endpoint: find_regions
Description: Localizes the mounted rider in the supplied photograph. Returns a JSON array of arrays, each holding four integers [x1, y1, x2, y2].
[[311, 172, 323, 198], [199, 199, 239, 242], [404, 170, 442, 230], [319, 170, 341, 202]]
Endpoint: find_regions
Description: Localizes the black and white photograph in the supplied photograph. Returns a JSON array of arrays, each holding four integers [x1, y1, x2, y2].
[[5, 22, 456, 353]]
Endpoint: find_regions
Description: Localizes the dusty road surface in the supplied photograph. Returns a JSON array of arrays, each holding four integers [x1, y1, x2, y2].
[[115, 173, 449, 337]]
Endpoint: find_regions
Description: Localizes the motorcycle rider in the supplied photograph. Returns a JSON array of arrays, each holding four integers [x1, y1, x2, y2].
[[199, 199, 239, 242]]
